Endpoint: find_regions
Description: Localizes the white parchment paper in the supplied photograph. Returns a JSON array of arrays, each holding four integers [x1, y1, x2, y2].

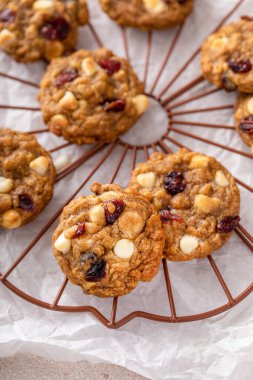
[[1, 1, 253, 379]]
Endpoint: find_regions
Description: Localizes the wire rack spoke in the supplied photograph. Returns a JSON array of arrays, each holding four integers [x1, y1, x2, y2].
[[121, 26, 130, 61], [150, 23, 184, 95], [207, 255, 234, 305], [56, 143, 105, 182], [171, 119, 235, 130], [169, 88, 220, 110], [109, 143, 129, 184], [0, 104, 40, 112], [162, 259, 177, 321], [0, 71, 39, 88], [87, 22, 103, 47], [170, 104, 234, 116], [143, 31, 153, 91], [161, 75, 204, 106], [49, 142, 72, 153], [51, 277, 69, 309], [170, 127, 253, 159]]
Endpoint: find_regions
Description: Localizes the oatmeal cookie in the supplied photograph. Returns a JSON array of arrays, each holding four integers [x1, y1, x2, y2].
[[99, 0, 194, 30], [234, 93, 253, 150], [38, 48, 148, 144], [52, 182, 164, 297], [201, 17, 253, 93], [0, 128, 55, 229], [0, 0, 89, 62], [129, 149, 240, 261]]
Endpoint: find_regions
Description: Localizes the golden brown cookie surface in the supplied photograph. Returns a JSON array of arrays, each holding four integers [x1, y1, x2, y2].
[[129, 149, 240, 261], [52, 183, 164, 297], [0, 0, 89, 62], [201, 18, 253, 93], [0, 129, 55, 229], [234, 93, 253, 149], [99, 0, 194, 30], [38, 48, 148, 144]]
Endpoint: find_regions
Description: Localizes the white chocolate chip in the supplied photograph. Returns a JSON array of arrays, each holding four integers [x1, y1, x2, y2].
[[2, 210, 21, 229], [136, 172, 156, 188], [53, 154, 69, 173], [194, 194, 221, 214], [59, 91, 78, 110], [189, 155, 209, 169], [247, 97, 253, 114], [51, 114, 69, 128], [29, 156, 49, 176], [89, 204, 106, 225], [180, 235, 199, 254], [0, 29, 15, 46], [33, 0, 54, 11], [143, 0, 167, 13], [0, 177, 13, 194], [215, 170, 229, 187], [54, 231, 71, 254], [114, 239, 135, 260], [211, 36, 229, 49], [81, 57, 99, 77], [132, 95, 149, 116]]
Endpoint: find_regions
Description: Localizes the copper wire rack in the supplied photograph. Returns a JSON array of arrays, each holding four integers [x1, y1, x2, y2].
[[0, 0, 253, 329]]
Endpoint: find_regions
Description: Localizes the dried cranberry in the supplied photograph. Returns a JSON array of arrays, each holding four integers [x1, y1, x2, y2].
[[104, 199, 125, 225], [99, 59, 121, 75], [221, 74, 237, 92], [55, 68, 78, 87], [216, 216, 240, 233], [18, 193, 34, 212], [228, 59, 252, 73], [80, 252, 97, 263], [239, 115, 253, 134], [104, 99, 126, 112], [85, 259, 106, 282], [73, 223, 86, 239], [159, 208, 184, 223], [0, 9, 15, 23], [40, 17, 70, 41], [241, 15, 253, 21], [163, 172, 186, 196]]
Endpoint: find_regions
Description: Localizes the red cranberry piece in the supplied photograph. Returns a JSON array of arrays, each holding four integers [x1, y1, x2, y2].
[[72, 223, 86, 239], [85, 259, 106, 282], [55, 68, 78, 87], [99, 59, 121, 75], [163, 172, 186, 196], [159, 209, 184, 223], [239, 115, 253, 134], [216, 216, 240, 233], [0, 9, 15, 23], [80, 252, 97, 263], [104, 99, 126, 112], [18, 193, 34, 212], [40, 17, 70, 41], [104, 199, 125, 225], [228, 59, 252, 73], [241, 15, 253, 21], [221, 74, 237, 92]]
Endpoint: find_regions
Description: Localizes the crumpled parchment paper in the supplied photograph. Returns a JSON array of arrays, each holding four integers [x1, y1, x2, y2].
[[1, 1, 253, 379]]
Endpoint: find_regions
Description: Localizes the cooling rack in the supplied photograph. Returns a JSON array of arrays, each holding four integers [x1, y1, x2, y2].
[[0, 0, 253, 329]]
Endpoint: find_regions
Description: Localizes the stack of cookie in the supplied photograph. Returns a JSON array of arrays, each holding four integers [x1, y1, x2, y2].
[[201, 16, 253, 152], [0, 1, 243, 299]]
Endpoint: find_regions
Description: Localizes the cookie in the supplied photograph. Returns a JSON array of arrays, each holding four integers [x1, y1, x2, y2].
[[129, 149, 240, 261], [0, 0, 89, 62], [0, 129, 55, 229], [201, 17, 253, 93], [99, 0, 194, 30], [52, 182, 164, 297], [38, 48, 148, 144], [234, 93, 253, 150]]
